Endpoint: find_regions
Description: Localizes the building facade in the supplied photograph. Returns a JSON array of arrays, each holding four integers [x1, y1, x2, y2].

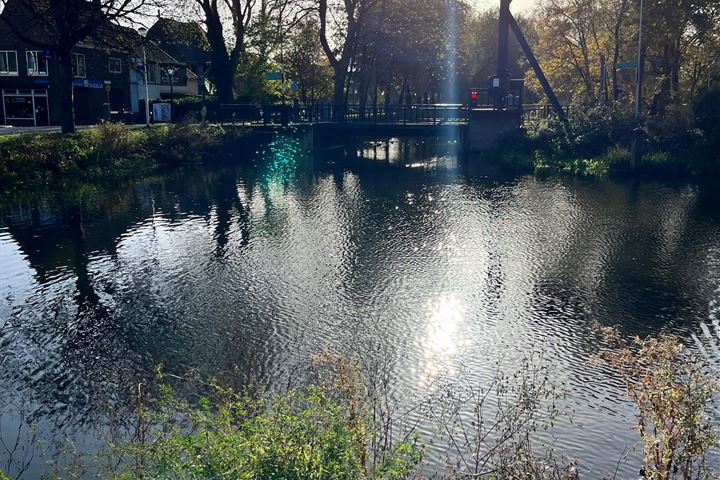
[[0, 33, 135, 126], [130, 41, 199, 116], [0, 11, 203, 126]]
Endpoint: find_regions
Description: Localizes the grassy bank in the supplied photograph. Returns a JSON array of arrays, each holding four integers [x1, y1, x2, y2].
[[493, 89, 720, 178], [0, 122, 258, 188]]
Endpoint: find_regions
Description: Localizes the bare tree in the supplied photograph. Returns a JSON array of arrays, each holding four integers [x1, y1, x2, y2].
[[194, 0, 252, 103], [318, 0, 376, 118]]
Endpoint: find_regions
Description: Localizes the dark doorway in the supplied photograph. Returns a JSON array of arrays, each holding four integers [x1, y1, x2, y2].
[[109, 89, 125, 111], [35, 96, 49, 126], [74, 88, 91, 124]]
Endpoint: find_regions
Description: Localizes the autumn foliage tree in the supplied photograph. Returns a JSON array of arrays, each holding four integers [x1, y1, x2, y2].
[[598, 326, 718, 479]]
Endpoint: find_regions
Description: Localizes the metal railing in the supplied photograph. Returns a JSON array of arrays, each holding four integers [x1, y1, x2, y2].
[[208, 101, 546, 126], [303, 103, 470, 125], [521, 104, 573, 125]]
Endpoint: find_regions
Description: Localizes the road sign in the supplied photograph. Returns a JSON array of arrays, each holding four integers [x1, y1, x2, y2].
[[265, 71, 283, 81], [72, 79, 107, 89], [291, 81, 299, 93], [615, 61, 638, 70]]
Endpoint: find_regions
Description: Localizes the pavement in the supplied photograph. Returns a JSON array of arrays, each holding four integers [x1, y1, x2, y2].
[[0, 123, 156, 136]]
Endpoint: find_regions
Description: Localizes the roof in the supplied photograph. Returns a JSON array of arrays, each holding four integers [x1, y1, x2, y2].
[[138, 40, 183, 65], [0, 1, 184, 66], [147, 18, 208, 65]]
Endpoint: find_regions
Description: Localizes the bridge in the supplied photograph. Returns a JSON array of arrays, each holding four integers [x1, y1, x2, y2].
[[0, 0, 565, 148], [215, 0, 567, 152], [216, 100, 563, 151]]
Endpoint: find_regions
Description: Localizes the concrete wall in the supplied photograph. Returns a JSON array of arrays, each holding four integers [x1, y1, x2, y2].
[[467, 109, 521, 151]]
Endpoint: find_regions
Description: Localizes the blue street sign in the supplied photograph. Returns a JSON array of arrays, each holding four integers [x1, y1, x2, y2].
[[291, 81, 299, 93], [72, 79, 106, 89], [265, 71, 283, 81]]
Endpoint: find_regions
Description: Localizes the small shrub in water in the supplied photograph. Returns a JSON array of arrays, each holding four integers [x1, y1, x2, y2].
[[597, 325, 719, 480]]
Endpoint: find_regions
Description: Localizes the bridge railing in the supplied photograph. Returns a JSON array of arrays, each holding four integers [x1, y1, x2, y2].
[[522, 104, 573, 125], [214, 102, 546, 126], [302, 103, 470, 124]]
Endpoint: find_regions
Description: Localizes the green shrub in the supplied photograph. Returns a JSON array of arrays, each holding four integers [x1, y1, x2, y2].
[[0, 121, 254, 186], [528, 102, 636, 162], [104, 377, 423, 480], [145, 121, 224, 165], [694, 88, 720, 151], [112, 387, 366, 479], [94, 122, 142, 160]]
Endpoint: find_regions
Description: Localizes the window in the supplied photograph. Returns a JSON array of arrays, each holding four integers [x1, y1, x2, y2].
[[108, 57, 122, 74], [71, 53, 86, 78], [160, 66, 181, 85], [2, 88, 49, 126], [0, 51, 18, 75], [26, 51, 48, 76], [146, 63, 157, 83]]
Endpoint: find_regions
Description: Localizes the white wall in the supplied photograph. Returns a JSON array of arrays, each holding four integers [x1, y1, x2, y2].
[[130, 69, 199, 113]]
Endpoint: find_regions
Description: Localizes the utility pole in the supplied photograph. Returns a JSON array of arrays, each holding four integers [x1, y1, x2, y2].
[[634, 0, 644, 119], [138, 26, 151, 126]]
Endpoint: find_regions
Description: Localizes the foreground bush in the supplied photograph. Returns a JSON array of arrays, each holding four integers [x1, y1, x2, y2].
[[84, 362, 423, 480], [5, 334, 718, 479], [0, 122, 253, 187], [597, 326, 719, 480], [110, 387, 415, 479]]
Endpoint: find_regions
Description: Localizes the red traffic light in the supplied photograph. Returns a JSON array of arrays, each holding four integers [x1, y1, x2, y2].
[[470, 91, 478, 101]]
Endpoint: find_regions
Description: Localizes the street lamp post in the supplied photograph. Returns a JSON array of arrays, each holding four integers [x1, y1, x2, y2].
[[166, 66, 175, 122], [138, 26, 150, 126]]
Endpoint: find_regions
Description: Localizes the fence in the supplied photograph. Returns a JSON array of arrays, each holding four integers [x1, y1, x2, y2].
[[183, 101, 566, 127]]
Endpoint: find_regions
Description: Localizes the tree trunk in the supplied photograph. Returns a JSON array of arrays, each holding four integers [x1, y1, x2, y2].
[[611, 27, 621, 100], [204, 8, 236, 104], [358, 80, 367, 120], [671, 36, 681, 97], [332, 69, 346, 120], [57, 54, 75, 133], [213, 54, 235, 104]]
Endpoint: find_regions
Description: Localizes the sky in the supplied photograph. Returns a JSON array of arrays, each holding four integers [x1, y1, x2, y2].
[[471, 0, 537, 14]]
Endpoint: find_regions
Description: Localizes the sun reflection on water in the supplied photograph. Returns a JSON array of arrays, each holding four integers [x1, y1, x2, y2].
[[419, 294, 468, 385]]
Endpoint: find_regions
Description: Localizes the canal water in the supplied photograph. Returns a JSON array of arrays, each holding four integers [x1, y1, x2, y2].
[[2, 134, 720, 477]]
